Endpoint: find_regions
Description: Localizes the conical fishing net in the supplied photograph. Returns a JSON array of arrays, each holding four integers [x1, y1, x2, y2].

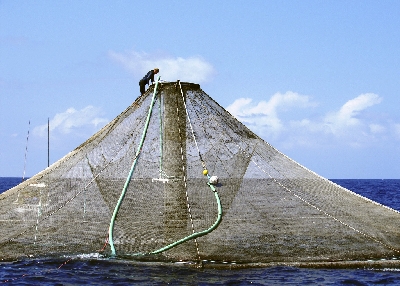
[[1, 80, 399, 267]]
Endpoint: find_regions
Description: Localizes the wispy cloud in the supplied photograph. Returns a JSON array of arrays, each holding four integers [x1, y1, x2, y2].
[[323, 93, 382, 135], [227, 92, 399, 148], [33, 106, 108, 138], [226, 91, 317, 138], [109, 50, 215, 83]]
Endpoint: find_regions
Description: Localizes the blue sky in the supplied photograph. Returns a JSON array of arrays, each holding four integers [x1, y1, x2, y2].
[[1, 1, 400, 178]]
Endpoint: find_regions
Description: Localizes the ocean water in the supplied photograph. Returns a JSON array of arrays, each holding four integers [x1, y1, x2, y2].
[[1, 178, 400, 285]]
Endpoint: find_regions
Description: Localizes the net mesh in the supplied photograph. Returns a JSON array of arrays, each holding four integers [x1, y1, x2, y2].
[[1, 81, 399, 266]]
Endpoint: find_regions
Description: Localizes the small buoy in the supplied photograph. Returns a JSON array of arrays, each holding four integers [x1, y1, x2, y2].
[[203, 169, 208, 176], [209, 176, 219, 185]]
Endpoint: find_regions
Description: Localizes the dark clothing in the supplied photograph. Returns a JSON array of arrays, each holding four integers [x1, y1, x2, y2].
[[139, 70, 155, 94], [139, 80, 146, 94], [142, 70, 155, 85]]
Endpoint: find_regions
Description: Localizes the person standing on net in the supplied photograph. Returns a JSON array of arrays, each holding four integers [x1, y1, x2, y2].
[[139, 68, 159, 95]]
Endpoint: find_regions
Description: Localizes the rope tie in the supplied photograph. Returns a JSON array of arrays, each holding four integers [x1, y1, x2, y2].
[[176, 81, 201, 261], [190, 91, 400, 255], [129, 82, 222, 258]]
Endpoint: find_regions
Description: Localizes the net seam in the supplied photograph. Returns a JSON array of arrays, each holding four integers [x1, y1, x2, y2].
[[190, 90, 400, 255], [177, 82, 201, 261]]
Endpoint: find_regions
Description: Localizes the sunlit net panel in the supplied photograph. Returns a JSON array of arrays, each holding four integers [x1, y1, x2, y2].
[[0, 82, 399, 266], [0, 92, 154, 259], [112, 96, 163, 255], [182, 85, 400, 263]]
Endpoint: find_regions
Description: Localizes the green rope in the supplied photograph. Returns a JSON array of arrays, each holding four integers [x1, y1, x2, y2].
[[109, 78, 222, 258], [108, 76, 161, 256], [149, 183, 222, 255], [127, 183, 222, 257], [141, 82, 223, 256]]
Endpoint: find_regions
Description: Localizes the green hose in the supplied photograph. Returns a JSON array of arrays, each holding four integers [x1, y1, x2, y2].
[[149, 183, 222, 255], [108, 77, 161, 256], [127, 183, 222, 257], [109, 79, 222, 258]]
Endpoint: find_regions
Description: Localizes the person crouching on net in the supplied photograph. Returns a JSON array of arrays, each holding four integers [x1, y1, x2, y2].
[[139, 68, 159, 95]]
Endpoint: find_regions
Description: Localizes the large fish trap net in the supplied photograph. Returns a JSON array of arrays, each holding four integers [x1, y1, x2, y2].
[[1, 80, 399, 267]]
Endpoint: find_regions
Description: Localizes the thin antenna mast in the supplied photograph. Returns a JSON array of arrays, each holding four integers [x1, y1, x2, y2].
[[47, 117, 50, 167], [22, 120, 30, 182]]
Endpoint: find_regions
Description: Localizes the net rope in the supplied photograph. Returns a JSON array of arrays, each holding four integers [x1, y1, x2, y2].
[[176, 81, 201, 261], [187, 89, 400, 253], [1, 143, 124, 246], [108, 76, 161, 256], [136, 81, 222, 258], [0, 82, 399, 266]]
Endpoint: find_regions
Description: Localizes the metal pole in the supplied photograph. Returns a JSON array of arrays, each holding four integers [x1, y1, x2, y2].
[[22, 120, 30, 182], [47, 117, 50, 167]]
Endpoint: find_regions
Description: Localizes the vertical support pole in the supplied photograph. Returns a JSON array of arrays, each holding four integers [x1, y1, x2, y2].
[[162, 84, 188, 243], [22, 120, 30, 182], [159, 92, 163, 178], [48, 117, 50, 167]]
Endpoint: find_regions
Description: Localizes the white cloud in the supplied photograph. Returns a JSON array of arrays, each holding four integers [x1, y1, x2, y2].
[[369, 123, 386, 134], [286, 93, 384, 144], [323, 93, 382, 135], [33, 106, 108, 137], [226, 91, 316, 137], [109, 50, 215, 83], [226, 92, 390, 148]]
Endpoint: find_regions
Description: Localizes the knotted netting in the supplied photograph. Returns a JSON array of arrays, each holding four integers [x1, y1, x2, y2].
[[1, 81, 399, 267]]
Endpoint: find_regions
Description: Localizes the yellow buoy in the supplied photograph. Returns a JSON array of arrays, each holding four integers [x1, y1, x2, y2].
[[203, 169, 208, 176]]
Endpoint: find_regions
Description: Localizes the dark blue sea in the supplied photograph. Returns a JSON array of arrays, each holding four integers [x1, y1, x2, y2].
[[1, 178, 400, 285]]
